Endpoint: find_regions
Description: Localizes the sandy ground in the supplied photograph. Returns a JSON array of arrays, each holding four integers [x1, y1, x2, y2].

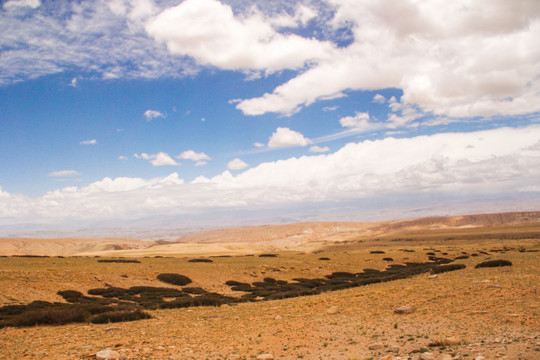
[[0, 235, 538, 359]]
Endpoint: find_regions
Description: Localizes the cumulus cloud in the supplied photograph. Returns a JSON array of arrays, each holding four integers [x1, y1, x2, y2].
[[177, 150, 211, 162], [80, 139, 97, 145], [144, 109, 165, 121], [2, 126, 540, 225], [309, 145, 330, 153], [253, 142, 265, 148], [235, 0, 540, 119], [372, 94, 386, 103], [49, 170, 79, 177], [268, 127, 312, 148], [145, 0, 333, 73], [134, 152, 179, 166], [227, 158, 248, 170]]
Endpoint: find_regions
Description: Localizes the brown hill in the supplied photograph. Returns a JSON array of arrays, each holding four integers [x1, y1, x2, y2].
[[0, 237, 155, 256], [1, 211, 538, 257]]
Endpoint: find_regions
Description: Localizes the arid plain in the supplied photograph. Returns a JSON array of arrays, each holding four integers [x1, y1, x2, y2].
[[0, 212, 539, 360]]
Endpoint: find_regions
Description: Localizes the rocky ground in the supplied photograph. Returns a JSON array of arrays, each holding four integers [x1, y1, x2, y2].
[[0, 233, 538, 359]]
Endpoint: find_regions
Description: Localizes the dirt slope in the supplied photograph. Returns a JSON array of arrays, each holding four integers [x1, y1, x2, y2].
[[0, 237, 154, 256]]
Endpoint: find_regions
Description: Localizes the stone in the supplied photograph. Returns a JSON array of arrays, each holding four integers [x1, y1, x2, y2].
[[394, 306, 415, 314], [103, 326, 120, 332], [96, 350, 120, 359], [327, 306, 339, 315], [419, 352, 435, 360], [256, 354, 274, 360], [369, 342, 385, 350], [274, 315, 283, 320], [474, 356, 485, 360], [427, 274, 438, 279], [429, 336, 461, 346]]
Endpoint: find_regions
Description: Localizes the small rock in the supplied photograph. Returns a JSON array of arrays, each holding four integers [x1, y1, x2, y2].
[[427, 274, 438, 279], [487, 284, 501, 289], [389, 344, 400, 352], [256, 354, 274, 360], [468, 311, 488, 315], [429, 336, 461, 346], [419, 352, 435, 360], [394, 306, 415, 314], [327, 306, 339, 315], [369, 342, 385, 350], [274, 315, 283, 320], [103, 326, 120, 332], [474, 356, 485, 360], [96, 350, 120, 360]]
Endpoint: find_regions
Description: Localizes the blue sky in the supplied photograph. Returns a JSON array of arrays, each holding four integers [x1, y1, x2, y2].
[[1, 0, 540, 233]]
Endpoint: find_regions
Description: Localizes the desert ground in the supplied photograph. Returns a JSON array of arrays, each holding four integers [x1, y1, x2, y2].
[[0, 212, 539, 359]]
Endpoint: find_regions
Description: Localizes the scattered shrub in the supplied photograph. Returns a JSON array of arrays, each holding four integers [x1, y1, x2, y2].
[[259, 254, 277, 257], [383, 257, 394, 262], [182, 287, 205, 294], [370, 250, 385, 254], [157, 273, 192, 286], [431, 264, 466, 274], [318, 257, 331, 261], [454, 255, 469, 260], [475, 260, 512, 268], [90, 310, 150, 324], [97, 259, 140, 263], [188, 258, 213, 263]]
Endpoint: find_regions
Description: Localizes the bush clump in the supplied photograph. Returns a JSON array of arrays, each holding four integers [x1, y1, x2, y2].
[[157, 273, 192, 286], [258, 254, 277, 257], [370, 250, 385, 254], [431, 264, 466, 274], [90, 310, 150, 324], [188, 258, 213, 263], [475, 260, 512, 268], [97, 259, 141, 263], [318, 257, 331, 260]]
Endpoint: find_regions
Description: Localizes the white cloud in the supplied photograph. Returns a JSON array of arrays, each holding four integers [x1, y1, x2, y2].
[[253, 142, 265, 148], [309, 145, 330, 153], [3, 0, 41, 10], [70, 77, 78, 87], [227, 158, 248, 170], [177, 150, 211, 162], [2, 126, 540, 226], [134, 152, 179, 166], [322, 106, 338, 112], [0, 1, 196, 86], [339, 112, 373, 130], [145, 0, 334, 73], [49, 170, 79, 177], [144, 109, 165, 121], [372, 94, 386, 103], [268, 127, 312, 148], [235, 0, 540, 119], [80, 139, 97, 145], [118, 155, 128, 160]]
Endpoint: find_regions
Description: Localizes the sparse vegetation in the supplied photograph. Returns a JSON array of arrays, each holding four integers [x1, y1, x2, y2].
[[97, 259, 141, 263], [157, 273, 193, 286], [188, 258, 213, 263], [475, 259, 513, 268]]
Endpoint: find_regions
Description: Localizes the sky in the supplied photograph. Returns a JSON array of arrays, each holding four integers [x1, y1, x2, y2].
[[1, 0, 540, 234]]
